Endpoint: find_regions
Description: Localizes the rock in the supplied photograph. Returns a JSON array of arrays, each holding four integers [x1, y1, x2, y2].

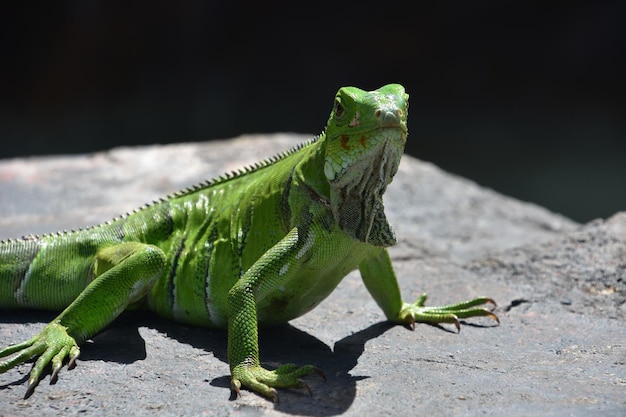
[[0, 134, 624, 416], [468, 212, 625, 320]]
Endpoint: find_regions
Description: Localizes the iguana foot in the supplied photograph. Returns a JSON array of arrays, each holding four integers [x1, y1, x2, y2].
[[231, 363, 324, 402], [399, 294, 499, 332], [0, 322, 80, 398]]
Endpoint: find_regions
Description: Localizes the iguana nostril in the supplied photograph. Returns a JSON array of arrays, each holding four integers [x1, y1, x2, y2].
[[381, 110, 400, 126], [375, 109, 400, 126]]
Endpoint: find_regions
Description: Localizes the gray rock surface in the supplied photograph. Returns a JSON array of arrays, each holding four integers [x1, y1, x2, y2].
[[0, 134, 624, 416]]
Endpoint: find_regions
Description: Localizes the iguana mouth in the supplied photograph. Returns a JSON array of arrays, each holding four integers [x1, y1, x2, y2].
[[329, 129, 403, 247]]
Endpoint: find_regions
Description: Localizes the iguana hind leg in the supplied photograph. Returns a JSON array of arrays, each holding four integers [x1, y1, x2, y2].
[[0, 242, 166, 398]]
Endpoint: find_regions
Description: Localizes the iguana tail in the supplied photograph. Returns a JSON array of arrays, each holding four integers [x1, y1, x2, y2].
[[0, 233, 99, 310]]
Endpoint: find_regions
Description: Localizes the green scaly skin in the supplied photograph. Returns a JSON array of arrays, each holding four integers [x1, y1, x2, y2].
[[0, 84, 498, 402]]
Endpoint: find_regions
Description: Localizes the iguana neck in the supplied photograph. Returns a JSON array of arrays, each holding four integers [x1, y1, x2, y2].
[[292, 132, 332, 205], [292, 129, 400, 248]]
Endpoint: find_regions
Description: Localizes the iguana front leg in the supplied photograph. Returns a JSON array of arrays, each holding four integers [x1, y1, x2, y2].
[[359, 247, 498, 330], [227, 227, 321, 402], [0, 242, 166, 397]]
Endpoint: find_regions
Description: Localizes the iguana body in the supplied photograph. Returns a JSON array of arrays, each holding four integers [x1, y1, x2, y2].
[[0, 84, 497, 401]]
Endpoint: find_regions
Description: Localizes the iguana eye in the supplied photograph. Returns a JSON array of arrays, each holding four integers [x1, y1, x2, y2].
[[334, 99, 344, 118]]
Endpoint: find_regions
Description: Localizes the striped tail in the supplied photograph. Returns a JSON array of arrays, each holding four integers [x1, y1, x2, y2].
[[0, 234, 96, 310]]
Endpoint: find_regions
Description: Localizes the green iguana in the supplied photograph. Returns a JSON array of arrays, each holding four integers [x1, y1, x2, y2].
[[0, 84, 498, 402]]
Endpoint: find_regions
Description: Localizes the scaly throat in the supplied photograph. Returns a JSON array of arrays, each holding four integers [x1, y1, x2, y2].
[[329, 139, 400, 247]]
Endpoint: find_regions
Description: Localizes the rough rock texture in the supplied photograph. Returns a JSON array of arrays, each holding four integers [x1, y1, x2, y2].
[[0, 134, 624, 416]]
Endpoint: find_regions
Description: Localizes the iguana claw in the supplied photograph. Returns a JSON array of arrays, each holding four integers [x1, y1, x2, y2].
[[24, 379, 38, 400]]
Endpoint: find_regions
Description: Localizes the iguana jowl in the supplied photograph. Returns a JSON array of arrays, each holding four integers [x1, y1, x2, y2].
[[0, 84, 498, 401]]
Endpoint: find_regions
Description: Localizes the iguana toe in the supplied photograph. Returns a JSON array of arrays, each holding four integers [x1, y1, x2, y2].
[[399, 294, 499, 332]]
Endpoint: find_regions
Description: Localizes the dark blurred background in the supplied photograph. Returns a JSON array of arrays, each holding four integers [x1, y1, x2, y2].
[[1, 2, 625, 223]]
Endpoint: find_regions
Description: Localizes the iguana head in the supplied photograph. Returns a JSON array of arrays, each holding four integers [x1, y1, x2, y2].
[[323, 84, 408, 247]]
